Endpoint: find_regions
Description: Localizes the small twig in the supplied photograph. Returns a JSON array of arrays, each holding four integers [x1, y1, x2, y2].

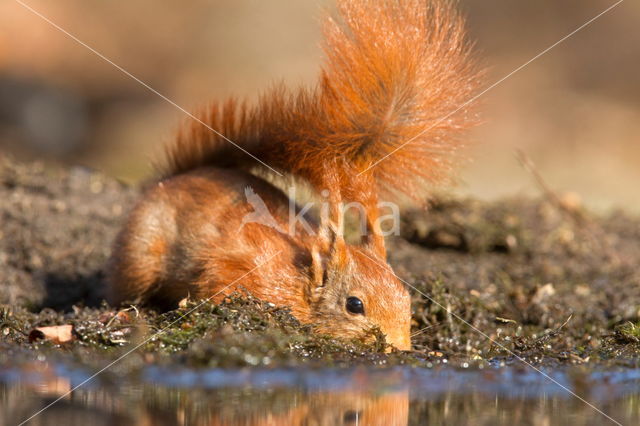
[[533, 314, 574, 347], [411, 322, 441, 338], [495, 316, 518, 325], [557, 314, 573, 332], [105, 306, 138, 329], [515, 149, 621, 264], [515, 149, 586, 223]]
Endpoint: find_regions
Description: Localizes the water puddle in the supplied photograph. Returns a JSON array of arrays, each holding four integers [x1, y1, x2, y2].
[[2, 363, 639, 425]]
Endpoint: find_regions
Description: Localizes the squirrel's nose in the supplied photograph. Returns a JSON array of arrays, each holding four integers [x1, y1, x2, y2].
[[384, 329, 411, 352]]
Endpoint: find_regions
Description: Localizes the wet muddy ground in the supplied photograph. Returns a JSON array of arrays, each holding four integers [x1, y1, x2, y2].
[[1, 156, 639, 424]]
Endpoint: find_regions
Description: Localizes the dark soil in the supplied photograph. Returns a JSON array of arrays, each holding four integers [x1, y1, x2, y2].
[[1, 155, 639, 370]]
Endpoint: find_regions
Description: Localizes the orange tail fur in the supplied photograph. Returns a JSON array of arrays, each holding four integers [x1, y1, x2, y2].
[[164, 0, 482, 201]]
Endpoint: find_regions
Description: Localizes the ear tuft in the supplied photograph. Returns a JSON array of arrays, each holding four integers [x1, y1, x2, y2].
[[310, 242, 325, 289]]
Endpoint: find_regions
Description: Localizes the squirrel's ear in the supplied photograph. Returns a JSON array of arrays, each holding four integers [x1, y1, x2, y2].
[[306, 241, 327, 305], [307, 238, 348, 304], [306, 167, 349, 302], [307, 220, 348, 304], [310, 242, 326, 289], [362, 216, 386, 258]]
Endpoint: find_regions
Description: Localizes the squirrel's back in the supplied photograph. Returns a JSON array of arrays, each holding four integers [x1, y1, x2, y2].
[[107, 168, 315, 311]]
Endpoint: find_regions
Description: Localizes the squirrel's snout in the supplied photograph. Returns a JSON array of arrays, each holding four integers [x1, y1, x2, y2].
[[384, 329, 411, 352]]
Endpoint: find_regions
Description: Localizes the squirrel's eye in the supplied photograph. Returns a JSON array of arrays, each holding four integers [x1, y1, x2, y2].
[[346, 297, 365, 315]]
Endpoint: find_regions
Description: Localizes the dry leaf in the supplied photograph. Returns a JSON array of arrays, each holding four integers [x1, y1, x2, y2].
[[29, 325, 74, 344]]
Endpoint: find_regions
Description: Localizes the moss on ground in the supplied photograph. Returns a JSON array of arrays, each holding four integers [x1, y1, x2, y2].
[[0, 295, 415, 369]]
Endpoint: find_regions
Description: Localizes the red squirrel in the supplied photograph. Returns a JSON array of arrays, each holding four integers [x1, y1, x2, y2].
[[107, 0, 481, 351]]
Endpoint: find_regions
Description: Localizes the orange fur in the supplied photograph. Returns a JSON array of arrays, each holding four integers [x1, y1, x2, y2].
[[165, 0, 481, 200], [109, 0, 483, 351]]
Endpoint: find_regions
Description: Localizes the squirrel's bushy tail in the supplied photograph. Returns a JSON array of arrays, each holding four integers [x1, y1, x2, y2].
[[165, 0, 482, 201]]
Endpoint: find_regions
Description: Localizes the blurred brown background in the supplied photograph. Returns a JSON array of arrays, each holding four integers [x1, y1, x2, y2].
[[0, 0, 638, 212]]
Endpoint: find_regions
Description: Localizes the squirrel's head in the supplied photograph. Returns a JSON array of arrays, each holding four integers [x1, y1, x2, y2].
[[299, 171, 412, 351], [306, 233, 411, 351]]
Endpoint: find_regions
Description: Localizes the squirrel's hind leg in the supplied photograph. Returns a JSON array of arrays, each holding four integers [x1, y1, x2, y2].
[[106, 187, 177, 307]]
